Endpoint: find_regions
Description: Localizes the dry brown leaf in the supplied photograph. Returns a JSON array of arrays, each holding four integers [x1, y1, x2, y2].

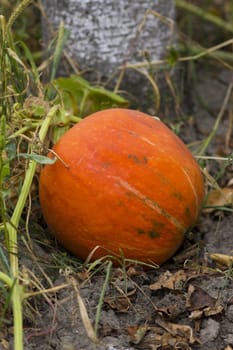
[[167, 322, 197, 344], [154, 316, 199, 346], [204, 187, 233, 213], [104, 295, 131, 312], [104, 289, 136, 312], [210, 253, 233, 268], [149, 269, 187, 291], [203, 304, 224, 317], [133, 325, 164, 350], [127, 325, 149, 344], [189, 304, 224, 320], [187, 284, 223, 320], [130, 322, 199, 350], [155, 331, 190, 349], [186, 284, 216, 311], [76, 269, 91, 281], [189, 309, 203, 320], [156, 304, 181, 319]]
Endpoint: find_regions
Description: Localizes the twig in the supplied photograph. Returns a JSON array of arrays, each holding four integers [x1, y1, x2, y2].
[[178, 38, 233, 63], [195, 155, 233, 162], [179, 43, 233, 67], [122, 38, 233, 70]]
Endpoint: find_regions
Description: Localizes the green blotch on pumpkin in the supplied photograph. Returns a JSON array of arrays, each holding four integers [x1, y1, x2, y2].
[[136, 228, 160, 239], [128, 154, 148, 164], [172, 191, 184, 200], [148, 230, 160, 239], [152, 220, 165, 230], [148, 221, 163, 239], [125, 191, 135, 198], [102, 162, 111, 168], [137, 221, 162, 239], [185, 207, 191, 217], [137, 228, 145, 235]]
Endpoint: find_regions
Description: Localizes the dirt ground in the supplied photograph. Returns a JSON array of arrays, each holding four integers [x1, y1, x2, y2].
[[3, 63, 233, 350]]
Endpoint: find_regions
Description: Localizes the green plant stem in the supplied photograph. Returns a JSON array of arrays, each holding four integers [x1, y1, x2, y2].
[[50, 21, 69, 82], [7, 105, 56, 350], [8, 107, 55, 274], [9, 123, 42, 138], [9, 116, 82, 139], [176, 0, 233, 34], [79, 89, 89, 116], [0, 16, 8, 116], [8, 161, 36, 273], [11, 284, 24, 349], [94, 261, 112, 335], [0, 271, 14, 287]]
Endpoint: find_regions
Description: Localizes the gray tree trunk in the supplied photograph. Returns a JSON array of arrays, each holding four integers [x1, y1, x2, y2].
[[41, 0, 175, 108]]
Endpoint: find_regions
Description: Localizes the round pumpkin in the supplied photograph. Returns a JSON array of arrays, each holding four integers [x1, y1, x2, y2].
[[39, 108, 204, 265]]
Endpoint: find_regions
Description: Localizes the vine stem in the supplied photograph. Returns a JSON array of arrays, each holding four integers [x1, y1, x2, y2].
[[7, 106, 57, 350], [0, 271, 14, 287]]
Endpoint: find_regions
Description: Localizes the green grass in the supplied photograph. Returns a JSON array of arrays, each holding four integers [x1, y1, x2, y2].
[[0, 1, 232, 349]]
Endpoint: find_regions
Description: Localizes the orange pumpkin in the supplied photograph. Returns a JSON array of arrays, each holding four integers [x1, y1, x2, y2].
[[39, 108, 204, 265]]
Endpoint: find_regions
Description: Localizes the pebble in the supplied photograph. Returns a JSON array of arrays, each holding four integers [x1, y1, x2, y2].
[[200, 318, 220, 343]]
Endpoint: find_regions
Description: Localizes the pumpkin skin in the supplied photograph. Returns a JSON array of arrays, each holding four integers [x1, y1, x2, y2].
[[39, 108, 204, 265]]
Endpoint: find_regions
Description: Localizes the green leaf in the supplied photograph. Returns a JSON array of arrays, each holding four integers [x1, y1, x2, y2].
[[166, 46, 180, 66], [5, 140, 16, 160], [50, 21, 70, 82], [17, 153, 57, 164], [1, 162, 10, 180], [50, 74, 128, 117]]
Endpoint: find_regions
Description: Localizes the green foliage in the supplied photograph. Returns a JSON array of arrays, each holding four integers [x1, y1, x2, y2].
[[166, 46, 180, 66], [0, 116, 9, 183], [50, 21, 70, 81], [17, 153, 57, 164], [50, 74, 128, 117]]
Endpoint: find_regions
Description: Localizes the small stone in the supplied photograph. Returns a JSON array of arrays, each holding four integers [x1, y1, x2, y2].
[[200, 318, 220, 343], [226, 305, 233, 322]]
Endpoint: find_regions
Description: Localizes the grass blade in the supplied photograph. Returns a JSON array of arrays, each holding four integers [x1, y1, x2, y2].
[[50, 21, 69, 81]]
